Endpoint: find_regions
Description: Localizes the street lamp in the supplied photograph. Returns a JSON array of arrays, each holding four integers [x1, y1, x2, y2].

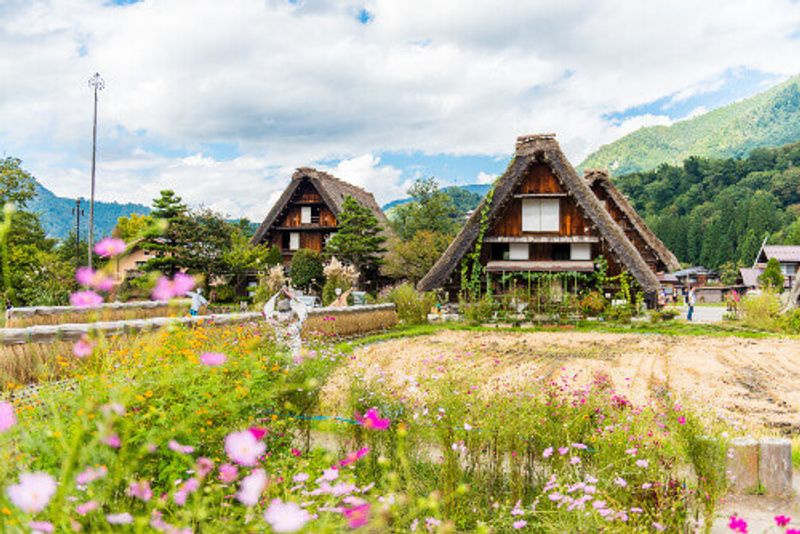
[[87, 72, 105, 268]]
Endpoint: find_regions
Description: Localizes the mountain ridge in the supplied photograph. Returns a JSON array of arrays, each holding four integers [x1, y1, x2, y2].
[[579, 74, 800, 175]]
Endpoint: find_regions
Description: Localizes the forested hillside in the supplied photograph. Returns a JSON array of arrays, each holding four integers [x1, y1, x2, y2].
[[615, 141, 800, 272], [581, 74, 800, 175], [30, 181, 150, 239]]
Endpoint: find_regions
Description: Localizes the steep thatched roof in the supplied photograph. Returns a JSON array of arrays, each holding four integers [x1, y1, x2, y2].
[[584, 169, 681, 272], [417, 134, 660, 292], [252, 167, 392, 245]]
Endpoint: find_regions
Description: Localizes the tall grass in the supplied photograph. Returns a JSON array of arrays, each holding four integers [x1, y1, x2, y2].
[[5, 301, 190, 328], [302, 308, 398, 339]]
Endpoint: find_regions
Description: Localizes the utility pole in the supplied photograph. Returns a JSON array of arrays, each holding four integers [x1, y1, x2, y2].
[[87, 72, 105, 269], [72, 198, 84, 269]]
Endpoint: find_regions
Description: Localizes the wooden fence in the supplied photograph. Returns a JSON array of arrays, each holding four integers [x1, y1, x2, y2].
[[5, 300, 191, 328]]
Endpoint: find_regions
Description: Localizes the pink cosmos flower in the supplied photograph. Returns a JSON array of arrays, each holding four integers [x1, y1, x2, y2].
[[200, 352, 226, 366], [342, 503, 371, 529], [29, 521, 54, 533], [355, 408, 390, 430], [513, 520, 528, 529], [677, 415, 687, 425], [542, 447, 553, 458], [218, 463, 239, 483], [76, 500, 99, 515], [6, 472, 57, 513], [558, 447, 569, 456], [776, 515, 792, 527], [127, 480, 153, 502], [168, 439, 195, 454], [94, 238, 127, 257], [787, 530, 800, 534], [319, 467, 339, 482], [70, 290, 103, 308], [103, 433, 121, 449], [225, 431, 266, 466], [75, 267, 114, 291], [264, 498, 312, 533], [292, 473, 309, 483], [174, 478, 200, 506], [0, 401, 16, 433], [151, 273, 195, 301], [570, 456, 581, 465], [572, 443, 587, 450], [652, 522, 666, 531], [73, 336, 95, 358], [614, 477, 627, 487], [729, 515, 748, 533], [196, 457, 214, 478], [76, 466, 107, 485], [636, 459, 649, 468], [106, 513, 134, 525], [291, 448, 302, 457], [625, 447, 638, 456], [340, 447, 370, 467], [237, 468, 267, 506]]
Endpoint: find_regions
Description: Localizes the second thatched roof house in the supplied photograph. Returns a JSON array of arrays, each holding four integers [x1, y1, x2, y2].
[[417, 134, 663, 303], [251, 167, 392, 264]]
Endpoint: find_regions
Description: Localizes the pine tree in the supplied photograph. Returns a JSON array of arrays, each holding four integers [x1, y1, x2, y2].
[[141, 190, 189, 275], [326, 196, 386, 278], [759, 258, 784, 290]]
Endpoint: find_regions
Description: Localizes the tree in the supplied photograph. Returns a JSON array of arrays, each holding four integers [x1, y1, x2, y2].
[[0, 157, 37, 209], [169, 208, 235, 288], [326, 196, 386, 275], [265, 245, 284, 266], [290, 248, 324, 291], [382, 230, 451, 283], [223, 230, 274, 293], [114, 213, 154, 242], [390, 178, 459, 240], [141, 191, 189, 275], [759, 258, 784, 290]]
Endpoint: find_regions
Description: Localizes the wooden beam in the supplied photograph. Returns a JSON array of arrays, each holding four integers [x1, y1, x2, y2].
[[483, 236, 600, 244], [513, 193, 568, 198]]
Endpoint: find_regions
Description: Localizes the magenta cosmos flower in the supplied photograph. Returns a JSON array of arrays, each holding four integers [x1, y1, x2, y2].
[[94, 238, 127, 257], [218, 463, 238, 483], [127, 480, 153, 502], [340, 447, 370, 468], [6, 472, 57, 513], [0, 401, 16, 433], [70, 290, 103, 308], [775, 515, 792, 527], [200, 352, 226, 366], [343, 503, 371, 529], [151, 273, 195, 301], [225, 431, 266, 466], [264, 498, 312, 533], [355, 408, 390, 430], [728, 515, 748, 533]]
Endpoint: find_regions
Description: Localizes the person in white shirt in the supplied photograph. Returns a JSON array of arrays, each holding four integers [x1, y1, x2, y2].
[[187, 287, 208, 316]]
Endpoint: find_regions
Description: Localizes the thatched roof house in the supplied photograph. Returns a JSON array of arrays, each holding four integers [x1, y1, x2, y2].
[[417, 134, 661, 295], [252, 167, 392, 263]]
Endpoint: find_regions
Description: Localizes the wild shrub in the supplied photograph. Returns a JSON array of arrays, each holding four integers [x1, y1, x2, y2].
[[741, 291, 781, 331], [779, 308, 800, 334], [386, 283, 436, 324], [460, 293, 496, 324], [289, 248, 324, 291], [321, 257, 359, 306], [579, 290, 606, 317]]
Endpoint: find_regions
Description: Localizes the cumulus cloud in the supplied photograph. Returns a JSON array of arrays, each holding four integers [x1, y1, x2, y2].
[[1, 0, 800, 215], [476, 172, 496, 184]]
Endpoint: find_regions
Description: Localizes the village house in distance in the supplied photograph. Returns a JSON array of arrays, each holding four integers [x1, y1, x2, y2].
[[418, 134, 673, 305], [250, 167, 391, 264]]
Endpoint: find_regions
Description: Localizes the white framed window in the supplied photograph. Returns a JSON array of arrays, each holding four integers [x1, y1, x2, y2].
[[509, 243, 529, 260], [521, 199, 560, 232], [301, 206, 312, 224], [289, 232, 300, 250], [570, 243, 591, 261]]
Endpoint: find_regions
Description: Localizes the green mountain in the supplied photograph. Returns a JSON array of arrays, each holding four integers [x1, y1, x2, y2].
[[580, 75, 800, 175], [382, 184, 490, 214], [29, 181, 150, 240]]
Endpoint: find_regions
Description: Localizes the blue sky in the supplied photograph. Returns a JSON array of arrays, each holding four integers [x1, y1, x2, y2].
[[1, 0, 800, 218]]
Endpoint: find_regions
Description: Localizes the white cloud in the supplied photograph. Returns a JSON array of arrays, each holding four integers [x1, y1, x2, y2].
[[2, 0, 800, 216], [476, 172, 495, 184]]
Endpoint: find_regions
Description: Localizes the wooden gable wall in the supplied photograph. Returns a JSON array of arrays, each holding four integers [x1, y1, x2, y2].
[[487, 163, 594, 238], [277, 181, 337, 228]]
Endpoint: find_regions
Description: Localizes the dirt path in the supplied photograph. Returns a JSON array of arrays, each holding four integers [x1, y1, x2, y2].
[[321, 330, 800, 432]]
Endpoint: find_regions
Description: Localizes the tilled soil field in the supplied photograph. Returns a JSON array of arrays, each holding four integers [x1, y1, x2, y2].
[[321, 329, 800, 433]]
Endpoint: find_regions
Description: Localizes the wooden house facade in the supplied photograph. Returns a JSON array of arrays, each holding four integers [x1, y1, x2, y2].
[[251, 167, 391, 264], [418, 134, 662, 303]]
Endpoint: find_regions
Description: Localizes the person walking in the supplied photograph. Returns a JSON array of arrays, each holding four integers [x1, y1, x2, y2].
[[187, 287, 208, 316], [686, 286, 696, 321]]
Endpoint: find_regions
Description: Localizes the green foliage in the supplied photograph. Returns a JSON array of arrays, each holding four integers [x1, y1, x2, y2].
[[321, 257, 358, 306], [578, 291, 607, 317], [612, 140, 800, 269], [326, 196, 386, 275], [389, 177, 460, 240], [382, 230, 452, 282], [264, 245, 284, 266], [759, 258, 785, 289], [0, 157, 37, 208], [460, 293, 496, 324], [386, 283, 436, 324], [290, 248, 324, 291], [113, 213, 153, 241], [580, 75, 800, 175], [460, 181, 497, 299], [741, 291, 782, 331], [779, 308, 800, 334], [150, 189, 187, 219]]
